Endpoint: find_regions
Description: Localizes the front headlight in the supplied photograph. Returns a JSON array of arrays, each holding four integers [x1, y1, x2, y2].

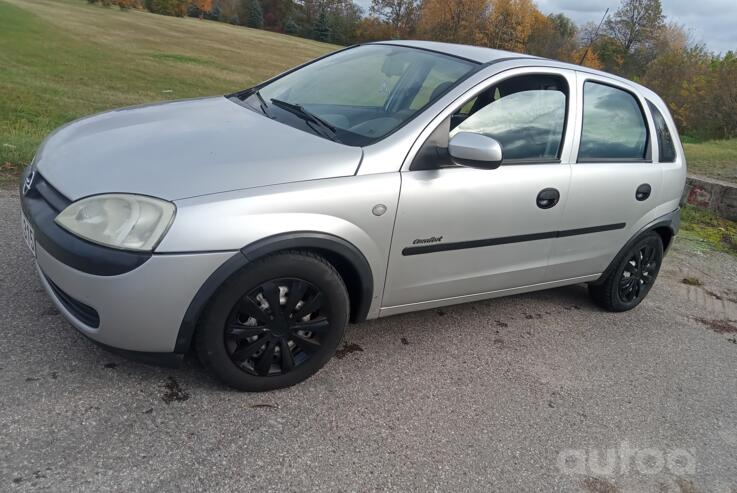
[[55, 194, 176, 252]]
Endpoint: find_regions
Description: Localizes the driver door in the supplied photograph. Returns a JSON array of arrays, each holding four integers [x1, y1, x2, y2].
[[381, 68, 576, 313]]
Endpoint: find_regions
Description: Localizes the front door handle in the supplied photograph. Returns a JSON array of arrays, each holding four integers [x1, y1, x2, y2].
[[636, 183, 652, 201], [537, 188, 560, 209]]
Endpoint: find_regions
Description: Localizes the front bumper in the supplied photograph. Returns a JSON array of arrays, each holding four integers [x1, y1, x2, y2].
[[34, 242, 233, 352], [21, 169, 235, 354]]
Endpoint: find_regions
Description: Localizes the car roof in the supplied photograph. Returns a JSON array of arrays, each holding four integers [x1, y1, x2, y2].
[[372, 40, 663, 105], [374, 40, 534, 64]]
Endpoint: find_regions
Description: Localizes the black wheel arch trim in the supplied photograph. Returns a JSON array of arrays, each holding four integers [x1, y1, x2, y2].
[[174, 232, 374, 354], [590, 208, 680, 286]]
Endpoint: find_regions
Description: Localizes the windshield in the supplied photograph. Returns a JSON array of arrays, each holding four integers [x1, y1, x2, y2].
[[244, 45, 478, 146]]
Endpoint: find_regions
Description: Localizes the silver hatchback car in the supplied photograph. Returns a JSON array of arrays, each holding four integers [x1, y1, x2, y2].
[[20, 41, 685, 391]]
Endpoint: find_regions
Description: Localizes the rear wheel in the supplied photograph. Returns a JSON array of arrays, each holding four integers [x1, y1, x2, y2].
[[197, 251, 349, 391], [588, 232, 663, 312]]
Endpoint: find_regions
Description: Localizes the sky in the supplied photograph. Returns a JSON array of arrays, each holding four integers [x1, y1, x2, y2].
[[355, 0, 736, 54], [535, 0, 736, 54]]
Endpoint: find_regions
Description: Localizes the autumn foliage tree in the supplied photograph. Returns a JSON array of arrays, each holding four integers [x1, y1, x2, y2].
[[190, 0, 213, 14], [369, 0, 421, 38], [484, 0, 544, 52], [144, 0, 189, 16], [417, 0, 488, 45]]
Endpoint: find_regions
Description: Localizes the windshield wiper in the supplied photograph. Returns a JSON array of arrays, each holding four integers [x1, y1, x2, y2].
[[234, 87, 271, 117], [256, 91, 274, 118], [270, 98, 339, 142], [251, 89, 271, 117]]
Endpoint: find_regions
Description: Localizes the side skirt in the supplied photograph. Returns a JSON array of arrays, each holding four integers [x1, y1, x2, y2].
[[378, 274, 600, 317]]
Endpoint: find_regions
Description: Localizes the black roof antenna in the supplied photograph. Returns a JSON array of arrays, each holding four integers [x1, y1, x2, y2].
[[579, 8, 610, 66]]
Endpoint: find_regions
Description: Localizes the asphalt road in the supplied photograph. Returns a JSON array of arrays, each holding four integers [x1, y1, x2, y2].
[[1, 188, 737, 492]]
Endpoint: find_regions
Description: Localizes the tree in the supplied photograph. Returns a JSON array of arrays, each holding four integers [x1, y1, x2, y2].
[[188, 0, 214, 17], [705, 53, 737, 138], [355, 16, 394, 42], [606, 0, 664, 53], [417, 0, 488, 45], [312, 8, 330, 41], [527, 13, 575, 60], [601, 0, 665, 76], [284, 15, 300, 35], [144, 0, 189, 16], [327, 1, 363, 44], [485, 0, 545, 52], [369, 0, 421, 37], [114, 0, 138, 9], [241, 0, 263, 28], [216, 0, 241, 23], [640, 29, 708, 133], [261, 0, 294, 31]]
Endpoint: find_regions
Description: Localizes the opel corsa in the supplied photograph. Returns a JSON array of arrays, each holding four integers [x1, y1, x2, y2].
[[20, 41, 686, 391]]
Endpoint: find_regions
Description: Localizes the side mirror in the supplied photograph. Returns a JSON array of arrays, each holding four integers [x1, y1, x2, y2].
[[448, 132, 503, 170]]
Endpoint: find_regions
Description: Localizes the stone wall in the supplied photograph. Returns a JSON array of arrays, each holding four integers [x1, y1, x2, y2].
[[682, 175, 737, 221]]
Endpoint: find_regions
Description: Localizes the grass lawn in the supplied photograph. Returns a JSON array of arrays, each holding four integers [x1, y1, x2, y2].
[[682, 138, 737, 183], [1, 0, 736, 187], [0, 0, 335, 183]]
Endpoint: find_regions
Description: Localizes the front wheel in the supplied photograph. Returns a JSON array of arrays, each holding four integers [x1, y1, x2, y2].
[[196, 251, 349, 391], [588, 232, 663, 312]]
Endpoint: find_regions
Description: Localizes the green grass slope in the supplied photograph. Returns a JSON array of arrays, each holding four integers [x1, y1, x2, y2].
[[1, 0, 735, 185], [683, 138, 737, 183], [0, 0, 336, 182]]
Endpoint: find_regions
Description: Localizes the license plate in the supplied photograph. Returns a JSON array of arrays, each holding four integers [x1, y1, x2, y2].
[[21, 211, 36, 257]]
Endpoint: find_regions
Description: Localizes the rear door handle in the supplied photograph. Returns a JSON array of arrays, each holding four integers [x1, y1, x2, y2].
[[636, 183, 652, 201], [537, 188, 560, 209]]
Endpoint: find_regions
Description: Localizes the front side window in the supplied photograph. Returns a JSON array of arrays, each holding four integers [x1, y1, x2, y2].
[[410, 74, 569, 169], [250, 45, 477, 146], [579, 82, 648, 161], [647, 101, 677, 162], [451, 88, 566, 160]]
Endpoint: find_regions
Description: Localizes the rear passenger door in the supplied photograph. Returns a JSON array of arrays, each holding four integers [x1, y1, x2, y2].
[[546, 72, 664, 281]]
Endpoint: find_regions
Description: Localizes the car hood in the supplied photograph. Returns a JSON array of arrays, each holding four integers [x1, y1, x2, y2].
[[35, 97, 363, 201]]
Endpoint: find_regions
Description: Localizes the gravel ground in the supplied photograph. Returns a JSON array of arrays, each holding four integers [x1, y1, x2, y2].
[[1, 188, 736, 492]]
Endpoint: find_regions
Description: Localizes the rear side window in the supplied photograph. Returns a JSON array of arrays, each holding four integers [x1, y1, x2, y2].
[[647, 101, 677, 162], [579, 82, 648, 161]]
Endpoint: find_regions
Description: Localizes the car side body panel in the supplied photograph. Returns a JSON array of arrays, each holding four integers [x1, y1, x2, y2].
[[546, 71, 684, 281], [157, 173, 401, 320]]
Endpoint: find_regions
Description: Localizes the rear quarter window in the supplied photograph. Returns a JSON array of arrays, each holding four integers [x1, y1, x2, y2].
[[647, 101, 677, 163]]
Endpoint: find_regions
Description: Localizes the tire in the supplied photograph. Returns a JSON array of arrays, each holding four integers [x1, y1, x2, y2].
[[588, 231, 663, 312], [196, 250, 349, 391]]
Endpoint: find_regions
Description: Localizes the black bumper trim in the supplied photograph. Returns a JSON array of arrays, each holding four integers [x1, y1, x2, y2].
[[45, 275, 100, 328], [20, 170, 152, 276], [82, 334, 184, 368]]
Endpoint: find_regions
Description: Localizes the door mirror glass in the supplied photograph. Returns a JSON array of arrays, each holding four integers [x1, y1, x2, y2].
[[448, 132, 503, 169]]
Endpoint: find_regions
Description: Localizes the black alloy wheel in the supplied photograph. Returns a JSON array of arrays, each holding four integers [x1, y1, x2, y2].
[[588, 231, 664, 312], [197, 251, 349, 391], [617, 244, 659, 303], [225, 278, 328, 377]]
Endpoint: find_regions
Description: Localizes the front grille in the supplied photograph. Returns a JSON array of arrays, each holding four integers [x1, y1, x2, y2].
[[26, 172, 71, 212], [45, 276, 100, 328]]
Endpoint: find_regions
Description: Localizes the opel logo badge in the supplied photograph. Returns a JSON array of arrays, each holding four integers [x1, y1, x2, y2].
[[23, 170, 35, 196]]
